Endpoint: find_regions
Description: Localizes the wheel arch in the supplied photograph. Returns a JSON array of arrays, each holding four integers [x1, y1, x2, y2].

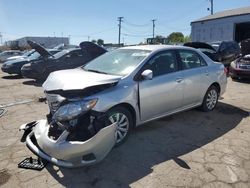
[[108, 103, 137, 128], [209, 82, 221, 94]]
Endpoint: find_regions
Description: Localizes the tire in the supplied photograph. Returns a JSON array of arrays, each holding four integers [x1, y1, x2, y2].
[[200, 86, 219, 112], [105, 106, 133, 146]]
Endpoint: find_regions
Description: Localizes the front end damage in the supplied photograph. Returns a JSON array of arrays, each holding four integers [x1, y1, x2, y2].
[[20, 72, 120, 167], [21, 120, 116, 167]]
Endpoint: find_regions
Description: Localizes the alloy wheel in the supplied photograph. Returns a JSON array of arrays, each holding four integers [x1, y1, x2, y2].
[[206, 89, 218, 110], [108, 113, 130, 144]]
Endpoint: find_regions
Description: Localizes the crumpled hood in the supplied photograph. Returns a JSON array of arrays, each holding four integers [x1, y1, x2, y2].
[[43, 68, 122, 91]]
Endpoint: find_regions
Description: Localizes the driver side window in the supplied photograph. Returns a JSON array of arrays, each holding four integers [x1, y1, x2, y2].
[[146, 51, 178, 77]]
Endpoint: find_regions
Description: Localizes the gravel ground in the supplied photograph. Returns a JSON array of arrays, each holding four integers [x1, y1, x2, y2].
[[0, 70, 249, 188]]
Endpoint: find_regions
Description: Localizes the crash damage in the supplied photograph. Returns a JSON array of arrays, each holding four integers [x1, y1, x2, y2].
[[20, 69, 121, 167]]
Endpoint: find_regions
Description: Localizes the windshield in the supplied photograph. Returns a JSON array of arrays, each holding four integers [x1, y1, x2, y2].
[[28, 52, 41, 60], [23, 50, 35, 57], [83, 49, 150, 76], [52, 50, 69, 59]]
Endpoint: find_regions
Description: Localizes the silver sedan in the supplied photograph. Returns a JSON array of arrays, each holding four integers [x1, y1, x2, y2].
[[21, 45, 227, 167]]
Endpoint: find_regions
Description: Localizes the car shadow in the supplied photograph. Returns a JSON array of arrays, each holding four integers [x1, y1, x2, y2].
[[46, 102, 248, 187], [1, 75, 24, 79], [22, 80, 42, 87]]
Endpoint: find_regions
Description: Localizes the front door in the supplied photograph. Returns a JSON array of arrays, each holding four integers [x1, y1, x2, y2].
[[139, 50, 184, 122]]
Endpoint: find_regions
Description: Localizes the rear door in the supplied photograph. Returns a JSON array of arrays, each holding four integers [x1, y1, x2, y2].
[[177, 49, 208, 107], [138, 50, 184, 121]]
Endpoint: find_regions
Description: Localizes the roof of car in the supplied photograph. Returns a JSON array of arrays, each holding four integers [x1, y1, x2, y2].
[[121, 45, 188, 51]]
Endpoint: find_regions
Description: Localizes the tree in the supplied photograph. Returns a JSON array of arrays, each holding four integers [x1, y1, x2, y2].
[[97, 39, 104, 46], [91, 39, 97, 44], [167, 32, 184, 43], [183, 35, 191, 43]]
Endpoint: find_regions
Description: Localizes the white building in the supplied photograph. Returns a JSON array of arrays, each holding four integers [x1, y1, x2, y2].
[[191, 6, 250, 43]]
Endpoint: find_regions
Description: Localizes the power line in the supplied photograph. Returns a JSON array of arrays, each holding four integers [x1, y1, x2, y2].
[[123, 19, 151, 27]]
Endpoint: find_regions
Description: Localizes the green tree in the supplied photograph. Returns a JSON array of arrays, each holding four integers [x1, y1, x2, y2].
[[91, 39, 97, 44], [167, 32, 184, 43], [97, 39, 104, 46], [183, 35, 191, 43]]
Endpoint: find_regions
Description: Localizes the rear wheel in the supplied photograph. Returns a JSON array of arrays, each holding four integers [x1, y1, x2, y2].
[[106, 106, 133, 146], [200, 86, 219, 112]]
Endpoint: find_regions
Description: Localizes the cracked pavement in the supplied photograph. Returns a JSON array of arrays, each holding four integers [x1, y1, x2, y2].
[[0, 71, 249, 188]]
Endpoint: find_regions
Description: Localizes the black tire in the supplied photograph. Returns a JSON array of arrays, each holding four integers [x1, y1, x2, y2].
[[105, 106, 133, 146], [200, 86, 219, 112], [231, 76, 238, 80]]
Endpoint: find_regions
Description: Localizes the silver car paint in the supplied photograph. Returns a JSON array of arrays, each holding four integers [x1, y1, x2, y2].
[[43, 68, 122, 91], [24, 120, 116, 167], [23, 45, 227, 167]]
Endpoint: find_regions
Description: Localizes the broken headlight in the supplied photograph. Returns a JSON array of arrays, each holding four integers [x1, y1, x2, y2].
[[52, 99, 98, 122]]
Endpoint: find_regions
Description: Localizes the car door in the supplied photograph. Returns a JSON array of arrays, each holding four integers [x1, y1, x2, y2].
[[138, 50, 184, 122], [177, 49, 208, 107]]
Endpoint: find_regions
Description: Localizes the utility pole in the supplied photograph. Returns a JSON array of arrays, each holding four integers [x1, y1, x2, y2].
[[0, 32, 2, 45], [152, 19, 156, 39], [118, 17, 123, 46], [208, 0, 214, 15]]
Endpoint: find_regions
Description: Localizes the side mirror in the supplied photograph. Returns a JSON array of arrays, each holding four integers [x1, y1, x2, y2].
[[141, 69, 153, 80]]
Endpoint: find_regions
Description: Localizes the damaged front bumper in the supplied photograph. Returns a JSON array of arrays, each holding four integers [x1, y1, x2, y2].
[[20, 119, 116, 168]]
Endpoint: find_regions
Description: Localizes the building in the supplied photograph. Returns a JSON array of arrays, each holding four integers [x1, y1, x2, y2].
[[191, 6, 250, 43], [7, 36, 69, 48]]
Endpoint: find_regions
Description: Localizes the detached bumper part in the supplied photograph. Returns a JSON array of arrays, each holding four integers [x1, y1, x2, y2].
[[22, 120, 116, 167]]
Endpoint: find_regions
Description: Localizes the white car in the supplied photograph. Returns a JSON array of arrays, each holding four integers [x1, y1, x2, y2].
[[0, 50, 22, 63]]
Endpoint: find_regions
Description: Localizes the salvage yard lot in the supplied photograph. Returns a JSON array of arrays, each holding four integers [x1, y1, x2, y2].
[[0, 70, 249, 188]]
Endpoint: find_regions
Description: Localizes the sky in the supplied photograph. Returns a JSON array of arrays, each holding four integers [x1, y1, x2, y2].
[[0, 0, 250, 45]]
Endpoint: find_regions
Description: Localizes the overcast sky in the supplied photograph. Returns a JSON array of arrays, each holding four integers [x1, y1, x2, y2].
[[0, 0, 250, 45]]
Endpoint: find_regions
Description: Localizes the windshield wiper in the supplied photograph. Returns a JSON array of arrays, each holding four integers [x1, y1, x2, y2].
[[85, 69, 108, 74]]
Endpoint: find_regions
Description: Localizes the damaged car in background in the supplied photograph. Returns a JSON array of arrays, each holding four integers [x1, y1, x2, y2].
[[229, 38, 250, 79], [184, 41, 240, 67], [1, 47, 60, 75], [20, 45, 227, 167], [21, 41, 107, 81]]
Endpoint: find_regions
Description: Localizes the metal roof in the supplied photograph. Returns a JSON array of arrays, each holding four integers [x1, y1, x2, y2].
[[192, 6, 250, 23]]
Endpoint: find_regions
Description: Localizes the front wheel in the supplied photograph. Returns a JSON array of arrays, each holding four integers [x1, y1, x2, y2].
[[106, 106, 133, 146], [200, 86, 219, 112]]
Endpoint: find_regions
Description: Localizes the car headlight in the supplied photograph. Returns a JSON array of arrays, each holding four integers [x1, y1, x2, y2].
[[52, 98, 98, 122]]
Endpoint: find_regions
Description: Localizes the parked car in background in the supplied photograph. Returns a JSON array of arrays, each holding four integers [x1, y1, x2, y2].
[[21, 41, 107, 81], [1, 49, 60, 75], [184, 41, 240, 67], [20, 45, 227, 167], [0, 50, 22, 63], [210, 41, 240, 66], [6, 49, 36, 61], [183, 42, 219, 62], [229, 39, 250, 79]]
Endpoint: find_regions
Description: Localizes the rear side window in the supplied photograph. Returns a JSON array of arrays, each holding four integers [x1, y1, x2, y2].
[[147, 51, 178, 77], [178, 50, 206, 70]]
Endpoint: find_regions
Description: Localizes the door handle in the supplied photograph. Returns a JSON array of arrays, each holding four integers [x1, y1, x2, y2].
[[176, 78, 183, 83], [205, 71, 209, 76]]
